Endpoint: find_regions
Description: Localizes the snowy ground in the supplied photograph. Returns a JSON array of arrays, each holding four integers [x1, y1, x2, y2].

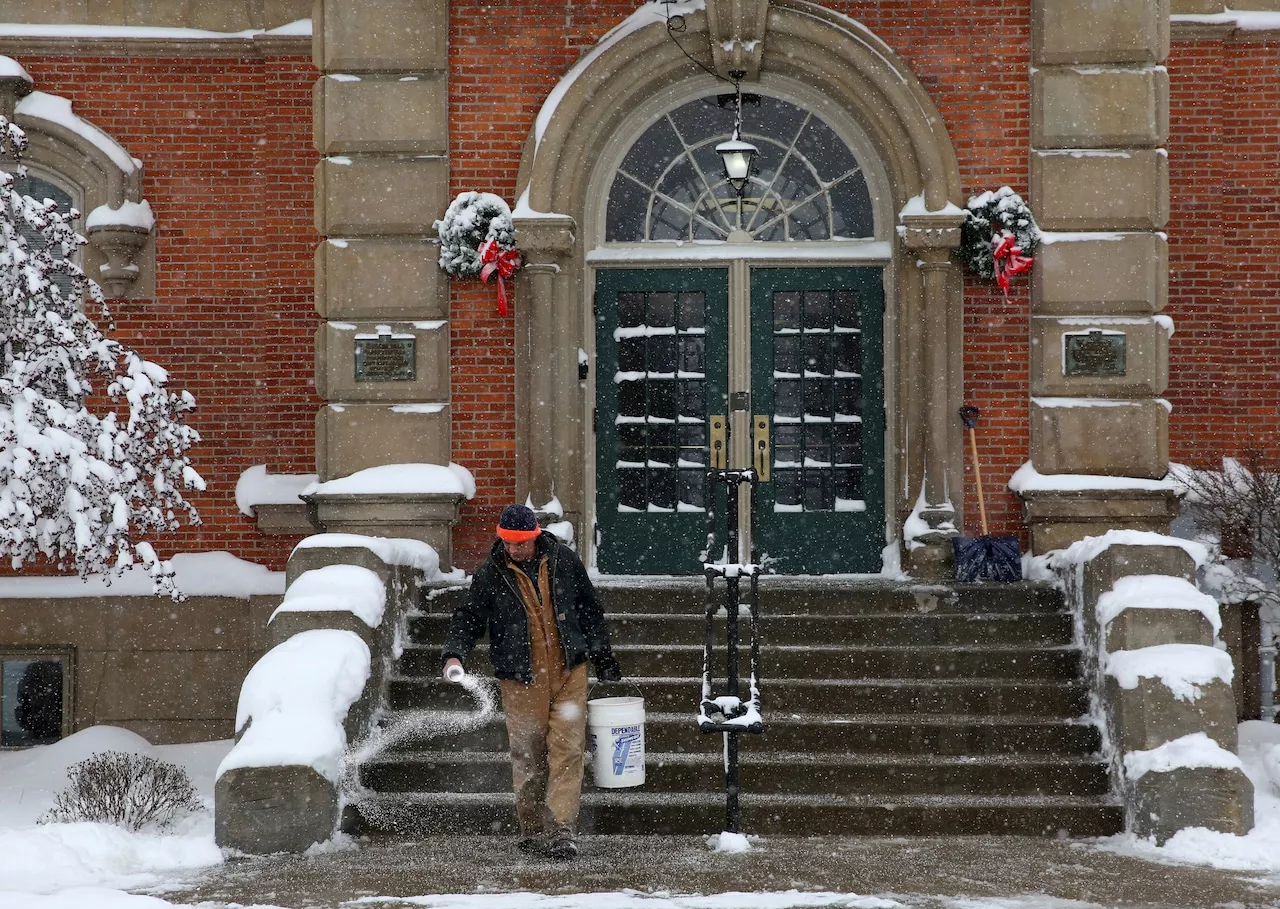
[[2, 724, 1280, 909]]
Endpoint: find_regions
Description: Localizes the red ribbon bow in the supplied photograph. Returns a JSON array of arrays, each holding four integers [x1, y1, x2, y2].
[[478, 238, 522, 316], [991, 232, 1033, 300]]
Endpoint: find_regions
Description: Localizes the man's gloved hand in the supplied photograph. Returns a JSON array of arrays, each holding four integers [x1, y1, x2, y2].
[[592, 651, 623, 683]]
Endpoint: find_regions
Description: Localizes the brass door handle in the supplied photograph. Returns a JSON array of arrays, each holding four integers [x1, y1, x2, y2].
[[753, 414, 770, 481], [710, 415, 727, 469]]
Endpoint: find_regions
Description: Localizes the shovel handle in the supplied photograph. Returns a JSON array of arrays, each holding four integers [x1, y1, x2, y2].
[[959, 407, 990, 536]]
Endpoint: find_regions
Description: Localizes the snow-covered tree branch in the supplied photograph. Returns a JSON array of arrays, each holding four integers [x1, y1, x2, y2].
[[0, 114, 203, 598]]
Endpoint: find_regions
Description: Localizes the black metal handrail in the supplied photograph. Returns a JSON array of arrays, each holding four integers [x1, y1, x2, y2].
[[699, 464, 765, 834]]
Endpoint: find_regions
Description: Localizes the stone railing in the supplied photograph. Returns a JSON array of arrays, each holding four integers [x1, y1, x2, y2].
[[1055, 531, 1254, 843], [214, 533, 447, 853]]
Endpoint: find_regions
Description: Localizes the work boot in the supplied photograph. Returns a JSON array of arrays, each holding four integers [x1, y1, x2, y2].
[[547, 832, 578, 861], [515, 834, 545, 857]]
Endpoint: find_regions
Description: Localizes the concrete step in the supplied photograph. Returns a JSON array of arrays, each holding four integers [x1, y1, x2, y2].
[[359, 749, 1111, 798], [423, 580, 1066, 618], [344, 790, 1123, 837], [372, 710, 1103, 756], [386, 675, 1090, 717], [397, 642, 1083, 680], [409, 611, 1074, 648]]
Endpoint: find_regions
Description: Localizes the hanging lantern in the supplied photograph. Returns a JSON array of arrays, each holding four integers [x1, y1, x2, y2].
[[717, 71, 757, 197]]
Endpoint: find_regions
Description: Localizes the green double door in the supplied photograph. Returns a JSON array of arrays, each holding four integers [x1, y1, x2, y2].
[[595, 266, 884, 575]]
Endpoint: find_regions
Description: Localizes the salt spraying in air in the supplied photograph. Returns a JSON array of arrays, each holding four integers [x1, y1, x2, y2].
[[348, 672, 498, 766]]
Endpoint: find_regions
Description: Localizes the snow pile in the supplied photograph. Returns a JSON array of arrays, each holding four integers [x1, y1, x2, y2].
[[14, 91, 137, 175], [303, 462, 476, 499], [707, 831, 752, 853], [293, 532, 449, 579], [1050, 529, 1209, 572], [0, 551, 284, 599], [1105, 644, 1233, 702], [271, 565, 385, 629], [1123, 732, 1244, 781], [217, 629, 370, 784], [0, 55, 32, 81], [0, 727, 227, 894], [1009, 461, 1178, 495], [84, 201, 154, 232], [233, 465, 316, 516], [1096, 575, 1222, 638]]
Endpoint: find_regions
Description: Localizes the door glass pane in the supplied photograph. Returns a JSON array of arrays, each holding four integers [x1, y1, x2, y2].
[[647, 292, 676, 328], [619, 469, 646, 511], [648, 468, 676, 511], [803, 469, 833, 511], [834, 333, 862, 375], [2, 659, 63, 746], [678, 337, 705, 375], [803, 335, 829, 376], [648, 335, 677, 374], [804, 380, 832, 418], [774, 469, 801, 510], [773, 291, 801, 331], [619, 380, 646, 417], [678, 469, 706, 510], [618, 337, 645, 372], [678, 292, 706, 331], [618, 292, 645, 327], [774, 335, 801, 376], [803, 291, 832, 330], [774, 380, 802, 419]]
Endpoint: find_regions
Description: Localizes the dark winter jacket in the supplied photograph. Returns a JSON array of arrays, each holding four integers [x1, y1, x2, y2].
[[441, 532, 615, 683]]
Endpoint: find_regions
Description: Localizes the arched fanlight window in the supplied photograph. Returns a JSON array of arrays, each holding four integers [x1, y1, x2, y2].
[[605, 94, 874, 243]]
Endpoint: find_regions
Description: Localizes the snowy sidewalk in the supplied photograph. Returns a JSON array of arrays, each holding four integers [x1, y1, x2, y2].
[[161, 834, 1280, 909]]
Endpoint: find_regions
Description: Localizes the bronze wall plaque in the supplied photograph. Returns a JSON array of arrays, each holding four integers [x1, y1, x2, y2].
[[355, 336, 416, 382], [1064, 329, 1126, 378]]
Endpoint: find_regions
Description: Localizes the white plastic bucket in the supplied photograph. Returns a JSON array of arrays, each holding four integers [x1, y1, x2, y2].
[[587, 696, 645, 788]]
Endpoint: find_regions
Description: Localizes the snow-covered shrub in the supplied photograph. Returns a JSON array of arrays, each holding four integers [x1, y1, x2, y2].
[[1172, 454, 1280, 640], [41, 751, 203, 831], [0, 113, 203, 597]]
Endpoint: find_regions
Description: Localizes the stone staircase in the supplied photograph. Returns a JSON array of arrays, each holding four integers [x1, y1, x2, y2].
[[347, 579, 1123, 837]]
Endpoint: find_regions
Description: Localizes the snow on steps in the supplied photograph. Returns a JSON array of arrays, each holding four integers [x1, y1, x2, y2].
[[348, 580, 1121, 838]]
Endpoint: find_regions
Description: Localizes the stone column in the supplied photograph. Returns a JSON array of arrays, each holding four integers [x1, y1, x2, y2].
[[1024, 0, 1178, 552], [901, 211, 965, 577], [311, 0, 462, 565], [510, 216, 579, 527]]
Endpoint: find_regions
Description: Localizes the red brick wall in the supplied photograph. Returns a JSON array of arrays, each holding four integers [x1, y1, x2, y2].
[[12, 54, 320, 572], [1167, 38, 1280, 474]]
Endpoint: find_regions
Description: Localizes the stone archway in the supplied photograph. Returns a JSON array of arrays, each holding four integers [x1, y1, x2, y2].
[[512, 0, 965, 574]]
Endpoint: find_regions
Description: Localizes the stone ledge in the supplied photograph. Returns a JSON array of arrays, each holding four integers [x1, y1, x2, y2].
[[252, 502, 316, 536], [1021, 488, 1179, 553], [0, 34, 310, 57], [306, 490, 464, 570]]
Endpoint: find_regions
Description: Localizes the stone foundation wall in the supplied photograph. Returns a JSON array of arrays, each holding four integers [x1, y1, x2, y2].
[[0, 594, 281, 743]]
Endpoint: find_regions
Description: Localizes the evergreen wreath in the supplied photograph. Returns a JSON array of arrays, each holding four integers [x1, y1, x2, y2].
[[433, 191, 517, 279], [959, 186, 1040, 282]]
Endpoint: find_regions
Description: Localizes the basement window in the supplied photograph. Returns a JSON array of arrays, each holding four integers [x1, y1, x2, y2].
[[0, 650, 72, 747]]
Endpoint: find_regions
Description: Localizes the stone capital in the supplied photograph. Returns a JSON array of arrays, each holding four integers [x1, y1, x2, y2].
[[899, 212, 965, 251], [513, 215, 577, 265], [706, 0, 770, 81]]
